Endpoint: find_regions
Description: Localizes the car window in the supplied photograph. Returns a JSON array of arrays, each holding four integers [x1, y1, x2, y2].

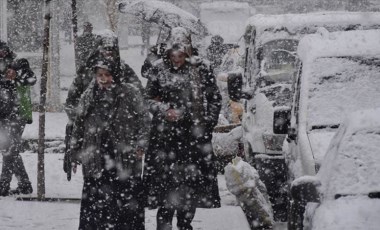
[[258, 84, 292, 107], [307, 56, 380, 129]]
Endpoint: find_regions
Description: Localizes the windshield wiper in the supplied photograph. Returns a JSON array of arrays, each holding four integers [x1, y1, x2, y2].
[[335, 192, 380, 200], [311, 124, 340, 130], [369, 192, 380, 199]]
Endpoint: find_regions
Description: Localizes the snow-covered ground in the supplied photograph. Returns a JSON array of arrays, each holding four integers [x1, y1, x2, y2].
[[0, 152, 250, 230]]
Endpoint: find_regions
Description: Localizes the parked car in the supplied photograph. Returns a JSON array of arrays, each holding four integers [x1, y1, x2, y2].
[[282, 29, 380, 229], [290, 108, 380, 230], [228, 11, 380, 222]]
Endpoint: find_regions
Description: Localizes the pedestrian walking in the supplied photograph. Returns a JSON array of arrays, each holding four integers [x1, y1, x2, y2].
[[144, 27, 222, 230], [69, 57, 150, 229], [64, 32, 144, 178], [141, 27, 201, 80], [0, 40, 36, 196], [206, 35, 229, 71], [75, 22, 98, 70]]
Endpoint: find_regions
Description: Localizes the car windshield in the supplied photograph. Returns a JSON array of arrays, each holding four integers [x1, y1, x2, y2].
[[258, 83, 292, 107], [307, 56, 380, 129], [260, 39, 298, 77]]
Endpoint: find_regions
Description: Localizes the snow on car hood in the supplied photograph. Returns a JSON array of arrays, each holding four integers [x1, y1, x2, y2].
[[318, 108, 380, 198], [307, 131, 336, 168], [310, 196, 380, 230]]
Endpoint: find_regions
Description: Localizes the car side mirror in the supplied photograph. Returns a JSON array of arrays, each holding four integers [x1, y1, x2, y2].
[[291, 176, 321, 204], [273, 109, 290, 134], [227, 72, 253, 102], [289, 176, 321, 230]]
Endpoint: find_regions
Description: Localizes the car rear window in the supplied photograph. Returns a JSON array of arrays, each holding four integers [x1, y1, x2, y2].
[[307, 56, 380, 129]]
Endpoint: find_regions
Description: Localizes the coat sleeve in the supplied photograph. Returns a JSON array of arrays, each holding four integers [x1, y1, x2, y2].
[[201, 64, 222, 130], [65, 66, 87, 121], [69, 86, 94, 163], [144, 65, 170, 115], [13, 58, 36, 86], [128, 86, 151, 151]]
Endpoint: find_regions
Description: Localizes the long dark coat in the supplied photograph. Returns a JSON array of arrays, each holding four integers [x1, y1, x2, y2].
[[144, 59, 222, 209], [70, 80, 150, 179], [70, 81, 150, 229]]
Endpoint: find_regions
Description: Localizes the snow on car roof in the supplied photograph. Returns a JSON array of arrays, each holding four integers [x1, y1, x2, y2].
[[246, 11, 380, 36], [200, 1, 250, 11], [297, 29, 380, 61]]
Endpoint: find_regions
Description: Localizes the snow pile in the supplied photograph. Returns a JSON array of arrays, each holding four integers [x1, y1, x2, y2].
[[247, 11, 380, 41], [298, 29, 380, 62], [224, 157, 274, 227], [212, 126, 242, 157]]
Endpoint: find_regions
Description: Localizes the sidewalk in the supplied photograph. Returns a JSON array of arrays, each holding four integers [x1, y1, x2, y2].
[[2, 113, 252, 230]]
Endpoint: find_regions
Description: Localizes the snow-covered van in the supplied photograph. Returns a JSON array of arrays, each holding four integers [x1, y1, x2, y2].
[[228, 12, 380, 221], [284, 29, 380, 181], [284, 29, 380, 228]]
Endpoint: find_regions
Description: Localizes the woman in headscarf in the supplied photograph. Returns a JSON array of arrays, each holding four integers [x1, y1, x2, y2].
[[69, 57, 150, 230]]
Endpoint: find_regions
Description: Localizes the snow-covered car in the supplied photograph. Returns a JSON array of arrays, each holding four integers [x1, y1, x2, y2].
[[289, 108, 380, 230], [228, 12, 380, 222], [284, 29, 380, 229]]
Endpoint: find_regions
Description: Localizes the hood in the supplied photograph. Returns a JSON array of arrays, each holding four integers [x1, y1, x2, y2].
[[310, 197, 380, 230]]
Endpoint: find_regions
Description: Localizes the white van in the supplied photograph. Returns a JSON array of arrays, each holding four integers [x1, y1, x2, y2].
[[286, 29, 380, 228], [284, 29, 380, 181], [228, 11, 380, 222]]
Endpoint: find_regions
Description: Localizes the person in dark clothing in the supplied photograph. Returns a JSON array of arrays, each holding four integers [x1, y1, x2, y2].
[[75, 22, 98, 70], [64, 32, 144, 178], [141, 27, 200, 80], [69, 58, 150, 230], [0, 40, 36, 196], [65, 32, 143, 121], [144, 27, 222, 230], [206, 35, 229, 71]]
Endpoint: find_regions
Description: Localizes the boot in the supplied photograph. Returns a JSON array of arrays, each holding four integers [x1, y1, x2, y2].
[[0, 181, 10, 196], [10, 181, 33, 195]]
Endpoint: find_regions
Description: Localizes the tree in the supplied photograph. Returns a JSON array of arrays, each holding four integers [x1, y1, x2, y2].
[[104, 0, 118, 32]]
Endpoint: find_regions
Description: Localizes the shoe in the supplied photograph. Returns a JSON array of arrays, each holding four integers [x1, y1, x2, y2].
[[0, 187, 9, 196], [10, 182, 33, 195], [0, 182, 10, 196]]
